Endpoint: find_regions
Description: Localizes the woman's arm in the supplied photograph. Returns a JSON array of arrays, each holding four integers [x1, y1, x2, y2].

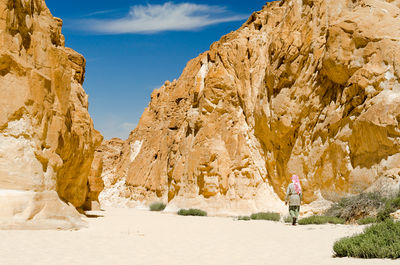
[[285, 185, 290, 205]]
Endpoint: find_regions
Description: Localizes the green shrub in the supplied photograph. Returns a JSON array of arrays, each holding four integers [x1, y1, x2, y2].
[[149, 202, 166, 211], [237, 216, 251, 221], [177, 208, 207, 216], [250, 212, 280, 221], [333, 220, 400, 259], [357, 216, 377, 225], [377, 195, 400, 222], [325, 192, 386, 222], [298, 215, 345, 225], [283, 215, 292, 223]]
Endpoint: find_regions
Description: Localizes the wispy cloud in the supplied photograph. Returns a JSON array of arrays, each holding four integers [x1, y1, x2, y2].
[[78, 2, 247, 34], [83, 9, 120, 18]]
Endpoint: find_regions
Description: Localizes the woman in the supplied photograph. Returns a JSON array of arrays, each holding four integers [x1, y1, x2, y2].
[[285, 174, 302, 225]]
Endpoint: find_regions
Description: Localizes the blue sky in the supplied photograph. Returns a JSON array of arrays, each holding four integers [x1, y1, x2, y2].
[[45, 1, 268, 139]]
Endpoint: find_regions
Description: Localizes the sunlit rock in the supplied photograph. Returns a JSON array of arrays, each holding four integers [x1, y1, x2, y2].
[[99, 0, 400, 215], [0, 0, 102, 229]]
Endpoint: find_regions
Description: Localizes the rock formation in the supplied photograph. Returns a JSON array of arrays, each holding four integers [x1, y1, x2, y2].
[[0, 0, 102, 228], [97, 138, 134, 208], [99, 0, 400, 215], [84, 150, 104, 211]]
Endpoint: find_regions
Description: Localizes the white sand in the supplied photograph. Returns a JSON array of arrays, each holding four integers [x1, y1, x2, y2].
[[0, 208, 397, 265]]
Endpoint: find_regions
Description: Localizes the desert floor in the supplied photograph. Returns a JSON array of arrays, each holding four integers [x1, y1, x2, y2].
[[0, 208, 397, 265]]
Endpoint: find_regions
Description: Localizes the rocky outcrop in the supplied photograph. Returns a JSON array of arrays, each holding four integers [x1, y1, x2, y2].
[[96, 138, 134, 207], [391, 209, 400, 220], [83, 151, 104, 211], [99, 0, 400, 215], [0, 0, 102, 228]]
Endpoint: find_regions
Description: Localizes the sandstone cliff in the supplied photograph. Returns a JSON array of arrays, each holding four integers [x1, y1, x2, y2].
[[0, 0, 102, 228], [99, 0, 400, 215], [96, 138, 133, 208], [83, 149, 104, 211]]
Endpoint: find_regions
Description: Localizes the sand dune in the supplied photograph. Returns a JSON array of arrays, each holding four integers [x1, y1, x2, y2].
[[0, 208, 396, 265]]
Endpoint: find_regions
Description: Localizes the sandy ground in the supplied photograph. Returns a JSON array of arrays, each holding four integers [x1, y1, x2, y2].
[[0, 208, 397, 265]]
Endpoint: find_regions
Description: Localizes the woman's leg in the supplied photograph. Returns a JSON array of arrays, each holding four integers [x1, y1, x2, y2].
[[294, 206, 300, 218], [293, 206, 300, 225], [289, 206, 300, 225], [289, 206, 295, 218], [289, 206, 295, 225]]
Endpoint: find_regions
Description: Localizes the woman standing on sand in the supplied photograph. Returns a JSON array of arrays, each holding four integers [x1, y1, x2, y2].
[[285, 175, 302, 225]]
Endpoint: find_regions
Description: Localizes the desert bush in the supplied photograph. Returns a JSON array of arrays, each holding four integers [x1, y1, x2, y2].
[[357, 216, 376, 225], [376, 194, 400, 222], [237, 216, 251, 221], [283, 215, 292, 223], [333, 220, 400, 259], [177, 208, 207, 216], [149, 202, 166, 211], [325, 192, 386, 222], [250, 212, 280, 221], [298, 215, 345, 225]]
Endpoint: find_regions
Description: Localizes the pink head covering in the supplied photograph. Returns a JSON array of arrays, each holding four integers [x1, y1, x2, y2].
[[291, 175, 301, 194]]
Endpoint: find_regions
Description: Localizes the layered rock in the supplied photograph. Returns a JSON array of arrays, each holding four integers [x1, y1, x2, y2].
[[0, 0, 102, 228], [83, 151, 104, 211], [100, 0, 400, 215], [97, 138, 135, 207]]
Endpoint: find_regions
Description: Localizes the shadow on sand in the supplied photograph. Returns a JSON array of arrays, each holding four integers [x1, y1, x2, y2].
[[84, 212, 105, 218]]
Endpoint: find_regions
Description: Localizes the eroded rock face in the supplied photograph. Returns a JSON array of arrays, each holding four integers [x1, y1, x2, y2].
[[96, 138, 134, 207], [100, 0, 400, 215], [0, 0, 102, 228], [84, 150, 104, 211]]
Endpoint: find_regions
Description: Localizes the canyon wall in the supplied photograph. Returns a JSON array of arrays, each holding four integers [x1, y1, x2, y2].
[[99, 0, 400, 215], [0, 0, 102, 228]]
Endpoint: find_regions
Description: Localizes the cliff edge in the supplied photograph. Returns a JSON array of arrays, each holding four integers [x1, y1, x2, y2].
[[0, 0, 102, 229]]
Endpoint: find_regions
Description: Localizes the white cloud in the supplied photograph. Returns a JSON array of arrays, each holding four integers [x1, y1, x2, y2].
[[83, 9, 120, 18], [80, 2, 247, 34]]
